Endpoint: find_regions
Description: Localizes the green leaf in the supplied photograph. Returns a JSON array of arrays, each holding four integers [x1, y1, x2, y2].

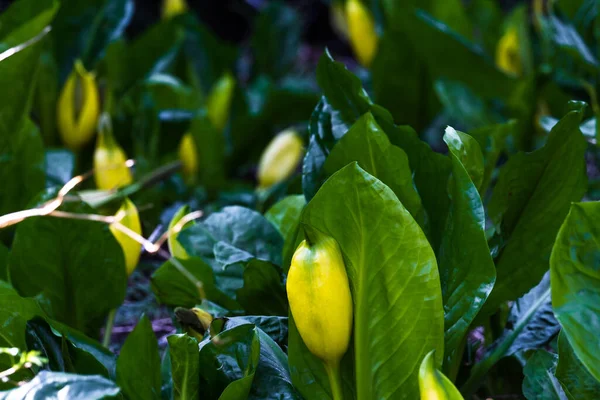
[[198, 324, 259, 399], [0, 282, 45, 372], [251, 2, 301, 79], [485, 109, 587, 313], [265, 195, 305, 269], [556, 332, 600, 400], [116, 316, 161, 400], [468, 121, 514, 193], [523, 350, 567, 400], [25, 317, 114, 378], [551, 202, 600, 382], [151, 256, 239, 310], [0, 371, 120, 399], [301, 163, 444, 399], [8, 194, 127, 335], [324, 112, 424, 227], [236, 259, 287, 316], [190, 114, 226, 192], [168, 334, 200, 400], [52, 0, 134, 79], [439, 128, 495, 376], [0, 0, 57, 51], [489, 273, 558, 358], [418, 350, 464, 399], [0, 242, 8, 281]]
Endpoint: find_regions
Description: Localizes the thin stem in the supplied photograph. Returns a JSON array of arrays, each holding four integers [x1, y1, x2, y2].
[[102, 309, 117, 348], [460, 288, 551, 397], [324, 361, 344, 400]]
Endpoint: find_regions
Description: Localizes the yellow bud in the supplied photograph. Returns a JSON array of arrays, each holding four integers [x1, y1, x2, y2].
[[346, 0, 378, 67], [178, 133, 199, 181], [207, 73, 235, 131], [57, 60, 100, 151], [167, 205, 194, 260], [495, 28, 522, 77], [257, 129, 303, 189], [419, 351, 464, 400], [330, 1, 349, 41], [162, 0, 188, 19], [110, 198, 142, 276], [287, 226, 353, 364], [93, 114, 133, 190]]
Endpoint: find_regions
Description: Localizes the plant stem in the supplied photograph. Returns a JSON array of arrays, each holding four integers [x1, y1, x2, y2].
[[460, 288, 551, 397], [102, 309, 117, 348], [324, 361, 344, 400]]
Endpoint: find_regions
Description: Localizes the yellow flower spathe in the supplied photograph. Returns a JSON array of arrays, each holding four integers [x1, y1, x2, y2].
[[496, 28, 522, 76], [57, 60, 100, 151], [257, 129, 303, 189], [419, 351, 464, 400], [346, 0, 378, 67], [162, 0, 187, 19], [110, 198, 142, 276], [93, 114, 133, 191], [178, 133, 198, 181]]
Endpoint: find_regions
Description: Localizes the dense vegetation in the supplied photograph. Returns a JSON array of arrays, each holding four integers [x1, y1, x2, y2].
[[0, 0, 599, 399]]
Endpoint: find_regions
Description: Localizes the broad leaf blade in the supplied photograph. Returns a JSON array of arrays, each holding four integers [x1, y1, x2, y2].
[[168, 334, 200, 400], [523, 350, 567, 400]]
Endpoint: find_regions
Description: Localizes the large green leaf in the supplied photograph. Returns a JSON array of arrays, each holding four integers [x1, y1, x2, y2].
[[522, 350, 567, 400], [485, 109, 587, 313], [116, 315, 161, 400], [324, 112, 424, 227], [8, 194, 127, 335], [556, 332, 600, 400], [551, 202, 600, 382], [439, 128, 495, 376], [468, 121, 514, 193], [0, 10, 49, 217], [0, 371, 120, 399], [52, 0, 134, 79], [168, 334, 200, 400], [25, 317, 115, 378], [0, 242, 8, 281], [300, 163, 444, 399], [236, 259, 287, 316]]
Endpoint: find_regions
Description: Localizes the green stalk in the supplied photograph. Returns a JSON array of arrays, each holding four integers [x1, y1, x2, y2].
[[460, 288, 551, 397], [102, 309, 117, 348], [324, 361, 344, 400]]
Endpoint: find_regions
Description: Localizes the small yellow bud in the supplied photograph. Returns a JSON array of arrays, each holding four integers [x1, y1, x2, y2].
[[162, 0, 188, 19], [346, 0, 378, 67], [419, 351, 464, 400], [175, 307, 213, 341], [110, 198, 142, 276], [207, 73, 235, 132], [257, 129, 304, 189], [57, 60, 100, 151], [496, 28, 522, 77], [93, 113, 133, 190], [167, 205, 194, 260], [178, 133, 198, 181]]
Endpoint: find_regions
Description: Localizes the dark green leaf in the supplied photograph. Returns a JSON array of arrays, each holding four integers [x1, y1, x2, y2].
[[117, 316, 161, 400], [52, 0, 134, 79], [301, 163, 444, 399], [0, 371, 120, 400], [556, 332, 600, 400], [439, 128, 495, 376], [468, 121, 514, 193], [0, 0, 57, 51], [0, 242, 8, 281], [168, 334, 200, 400], [45, 149, 74, 187], [190, 114, 226, 192], [551, 202, 600, 382], [236, 259, 287, 316], [523, 350, 567, 400], [9, 194, 127, 335], [26, 317, 115, 378], [324, 112, 424, 227], [485, 109, 587, 313], [151, 256, 239, 310], [251, 2, 301, 79], [265, 195, 305, 270]]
